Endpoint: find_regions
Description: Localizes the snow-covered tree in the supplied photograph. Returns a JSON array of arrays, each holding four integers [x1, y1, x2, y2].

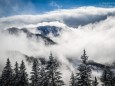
[[39, 64, 48, 86], [69, 72, 76, 86], [76, 49, 92, 86], [45, 52, 65, 86], [30, 59, 41, 86], [100, 66, 113, 86], [18, 60, 29, 86], [12, 61, 20, 86], [0, 58, 13, 86]]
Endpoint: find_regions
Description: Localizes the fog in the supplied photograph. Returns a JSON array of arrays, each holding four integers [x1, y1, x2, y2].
[[0, 6, 115, 86]]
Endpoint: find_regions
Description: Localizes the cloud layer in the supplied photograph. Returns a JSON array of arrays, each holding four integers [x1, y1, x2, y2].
[[0, 6, 115, 86], [0, 6, 115, 29]]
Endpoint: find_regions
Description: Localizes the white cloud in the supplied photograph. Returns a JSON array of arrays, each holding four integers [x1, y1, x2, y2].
[[0, 6, 115, 86], [0, 6, 115, 29], [50, 1, 62, 9]]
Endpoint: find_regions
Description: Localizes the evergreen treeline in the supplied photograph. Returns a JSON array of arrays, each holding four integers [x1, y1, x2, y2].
[[0, 50, 115, 86], [69, 50, 115, 86]]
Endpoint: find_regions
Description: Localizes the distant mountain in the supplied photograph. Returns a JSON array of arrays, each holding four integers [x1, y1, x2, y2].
[[37, 25, 62, 36], [87, 61, 107, 70], [68, 57, 115, 71], [5, 27, 56, 45]]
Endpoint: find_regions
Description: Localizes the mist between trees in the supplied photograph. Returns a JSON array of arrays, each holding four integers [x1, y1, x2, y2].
[[0, 50, 115, 86]]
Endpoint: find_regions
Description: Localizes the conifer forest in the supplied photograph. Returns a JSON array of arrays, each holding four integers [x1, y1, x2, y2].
[[0, 50, 115, 86], [0, 0, 115, 86]]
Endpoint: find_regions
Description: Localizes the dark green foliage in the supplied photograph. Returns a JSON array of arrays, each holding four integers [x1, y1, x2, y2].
[[45, 53, 65, 86], [30, 59, 41, 86], [18, 60, 29, 86], [69, 72, 76, 86], [0, 58, 13, 86], [12, 61, 20, 86], [39, 65, 48, 86], [100, 67, 114, 86], [76, 49, 92, 86], [81, 49, 88, 64], [1, 50, 115, 86]]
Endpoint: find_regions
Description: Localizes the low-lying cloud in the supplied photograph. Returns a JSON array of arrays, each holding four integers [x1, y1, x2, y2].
[[0, 6, 115, 86], [1, 6, 115, 29]]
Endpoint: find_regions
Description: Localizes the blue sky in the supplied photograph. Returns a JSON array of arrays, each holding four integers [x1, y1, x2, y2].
[[0, 0, 115, 17]]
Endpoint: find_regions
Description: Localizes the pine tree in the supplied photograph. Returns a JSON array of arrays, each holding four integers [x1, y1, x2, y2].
[[92, 77, 98, 86], [39, 65, 48, 86], [0, 58, 13, 86], [69, 72, 76, 86], [12, 61, 20, 86], [30, 59, 41, 86], [18, 60, 29, 86], [76, 49, 92, 86], [45, 52, 65, 86], [100, 66, 113, 86]]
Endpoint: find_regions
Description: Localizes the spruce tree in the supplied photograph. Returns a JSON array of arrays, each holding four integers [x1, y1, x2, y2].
[[0, 58, 13, 86], [100, 66, 113, 86], [45, 52, 65, 86], [12, 61, 20, 86], [39, 65, 48, 86], [18, 60, 29, 86], [76, 49, 92, 86], [69, 72, 76, 86], [30, 59, 41, 86]]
